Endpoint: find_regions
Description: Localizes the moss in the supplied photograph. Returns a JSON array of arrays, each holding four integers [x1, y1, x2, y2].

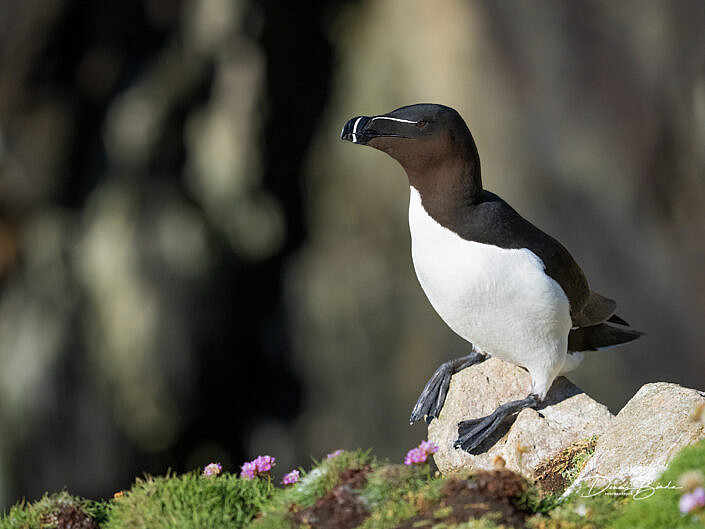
[[436, 513, 507, 529], [528, 440, 705, 529], [0, 492, 100, 529], [527, 486, 632, 529], [83, 499, 111, 526], [560, 437, 598, 487], [105, 470, 272, 529], [515, 485, 561, 515], [519, 438, 600, 517], [8, 440, 705, 529], [354, 465, 441, 529], [534, 437, 599, 497], [610, 438, 705, 529], [248, 448, 373, 529], [285, 449, 372, 509]]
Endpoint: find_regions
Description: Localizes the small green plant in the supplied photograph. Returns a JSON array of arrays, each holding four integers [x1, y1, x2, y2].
[[560, 436, 598, 486], [515, 484, 561, 514]]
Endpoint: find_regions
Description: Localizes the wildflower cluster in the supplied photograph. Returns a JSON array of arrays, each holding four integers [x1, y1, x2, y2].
[[680, 488, 705, 515], [202, 462, 223, 477], [679, 470, 705, 515], [206, 448, 346, 486], [240, 455, 276, 480], [282, 469, 300, 485], [404, 439, 439, 466]]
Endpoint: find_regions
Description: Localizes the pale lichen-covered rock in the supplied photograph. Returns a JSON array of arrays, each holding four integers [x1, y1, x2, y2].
[[428, 357, 613, 480], [570, 382, 705, 490]]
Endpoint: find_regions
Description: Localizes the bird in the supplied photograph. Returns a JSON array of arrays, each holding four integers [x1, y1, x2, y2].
[[340, 103, 643, 454]]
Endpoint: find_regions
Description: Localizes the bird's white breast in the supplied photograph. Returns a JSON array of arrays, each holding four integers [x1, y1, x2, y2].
[[408, 187, 572, 394]]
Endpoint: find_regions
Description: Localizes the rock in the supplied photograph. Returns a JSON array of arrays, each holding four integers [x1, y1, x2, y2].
[[428, 357, 614, 481], [569, 382, 705, 490]]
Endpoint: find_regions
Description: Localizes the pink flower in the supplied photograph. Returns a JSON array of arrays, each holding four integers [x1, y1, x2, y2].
[[680, 487, 705, 514], [404, 447, 428, 465], [253, 455, 276, 473], [419, 440, 439, 455], [240, 461, 257, 480], [240, 455, 276, 479], [695, 488, 705, 505], [326, 449, 344, 459], [202, 462, 222, 477], [404, 440, 439, 466], [282, 469, 300, 485]]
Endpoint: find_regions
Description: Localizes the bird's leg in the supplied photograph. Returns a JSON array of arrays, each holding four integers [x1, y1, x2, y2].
[[454, 393, 540, 454], [410, 348, 487, 425]]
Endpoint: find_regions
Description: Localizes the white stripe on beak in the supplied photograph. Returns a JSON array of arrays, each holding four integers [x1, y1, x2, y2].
[[352, 116, 363, 143], [370, 116, 418, 124]]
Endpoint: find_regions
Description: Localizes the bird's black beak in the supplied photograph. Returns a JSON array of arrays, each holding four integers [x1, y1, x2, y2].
[[340, 115, 372, 144], [341, 114, 415, 145]]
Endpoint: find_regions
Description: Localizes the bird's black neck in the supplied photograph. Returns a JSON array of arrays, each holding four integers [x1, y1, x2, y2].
[[406, 148, 482, 229]]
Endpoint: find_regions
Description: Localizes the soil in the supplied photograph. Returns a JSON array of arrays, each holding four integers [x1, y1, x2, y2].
[[41, 502, 99, 529], [293, 465, 371, 529], [397, 470, 531, 529], [534, 437, 597, 495]]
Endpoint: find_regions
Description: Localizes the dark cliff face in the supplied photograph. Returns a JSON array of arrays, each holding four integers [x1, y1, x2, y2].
[[0, 0, 349, 507]]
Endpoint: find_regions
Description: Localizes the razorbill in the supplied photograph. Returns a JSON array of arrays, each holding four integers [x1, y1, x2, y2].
[[341, 103, 643, 454]]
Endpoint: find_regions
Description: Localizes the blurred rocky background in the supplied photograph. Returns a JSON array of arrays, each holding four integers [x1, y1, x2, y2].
[[0, 0, 703, 509]]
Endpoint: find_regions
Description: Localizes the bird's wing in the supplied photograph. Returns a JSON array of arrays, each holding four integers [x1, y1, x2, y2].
[[568, 323, 643, 351], [572, 290, 617, 327], [453, 192, 641, 349], [458, 192, 590, 321]]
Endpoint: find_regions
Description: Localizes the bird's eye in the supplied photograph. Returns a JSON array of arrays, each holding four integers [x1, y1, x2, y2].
[[416, 121, 427, 128]]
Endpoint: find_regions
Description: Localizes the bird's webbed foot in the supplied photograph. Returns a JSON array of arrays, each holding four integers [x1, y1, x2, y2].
[[454, 393, 540, 454], [409, 349, 486, 425]]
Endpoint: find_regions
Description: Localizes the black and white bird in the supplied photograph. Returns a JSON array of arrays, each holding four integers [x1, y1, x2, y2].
[[341, 103, 642, 454]]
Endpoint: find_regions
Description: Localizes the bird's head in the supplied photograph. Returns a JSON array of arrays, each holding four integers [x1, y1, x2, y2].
[[341, 103, 481, 196]]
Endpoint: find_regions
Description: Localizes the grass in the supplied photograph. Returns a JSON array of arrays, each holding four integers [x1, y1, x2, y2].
[[560, 436, 598, 487], [609, 439, 705, 529], [3, 440, 705, 529], [356, 466, 444, 529], [526, 438, 705, 529], [533, 436, 600, 499], [526, 486, 633, 529], [0, 491, 105, 529], [516, 484, 561, 515], [250, 449, 373, 529], [104, 470, 272, 529], [281, 449, 372, 509]]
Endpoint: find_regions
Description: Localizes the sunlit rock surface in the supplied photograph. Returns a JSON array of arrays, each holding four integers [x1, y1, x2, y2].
[[570, 382, 705, 490], [428, 358, 613, 480]]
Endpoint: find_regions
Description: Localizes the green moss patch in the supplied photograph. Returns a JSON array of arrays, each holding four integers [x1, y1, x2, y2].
[[394, 471, 531, 529], [0, 492, 102, 529], [527, 487, 632, 529], [610, 439, 705, 529], [533, 437, 598, 496], [105, 470, 272, 529], [4, 439, 705, 529], [250, 449, 373, 529]]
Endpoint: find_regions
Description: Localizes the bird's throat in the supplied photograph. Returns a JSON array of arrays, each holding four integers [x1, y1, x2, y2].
[[407, 158, 482, 229]]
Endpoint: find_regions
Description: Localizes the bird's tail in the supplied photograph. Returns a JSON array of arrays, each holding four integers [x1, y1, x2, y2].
[[568, 323, 644, 352]]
